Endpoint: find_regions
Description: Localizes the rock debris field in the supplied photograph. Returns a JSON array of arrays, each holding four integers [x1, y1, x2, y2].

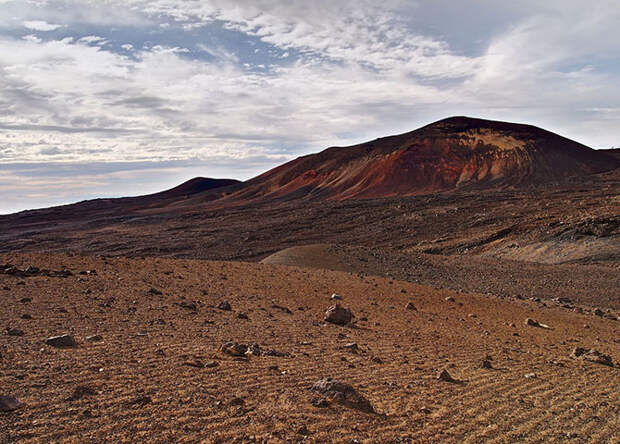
[[1, 253, 618, 443]]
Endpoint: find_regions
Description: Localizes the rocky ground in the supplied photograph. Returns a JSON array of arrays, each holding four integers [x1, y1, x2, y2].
[[262, 244, 620, 310], [1, 253, 618, 443], [1, 170, 618, 266]]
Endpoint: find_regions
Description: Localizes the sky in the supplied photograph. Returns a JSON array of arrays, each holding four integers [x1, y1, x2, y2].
[[1, 0, 619, 213]]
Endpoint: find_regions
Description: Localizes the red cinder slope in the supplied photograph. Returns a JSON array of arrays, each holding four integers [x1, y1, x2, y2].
[[228, 116, 619, 202]]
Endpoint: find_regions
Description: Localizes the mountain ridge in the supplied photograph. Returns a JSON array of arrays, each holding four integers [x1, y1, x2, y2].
[[223, 116, 618, 202]]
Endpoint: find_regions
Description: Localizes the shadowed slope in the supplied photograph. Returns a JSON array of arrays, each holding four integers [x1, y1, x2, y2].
[[227, 116, 619, 202], [144, 177, 241, 200]]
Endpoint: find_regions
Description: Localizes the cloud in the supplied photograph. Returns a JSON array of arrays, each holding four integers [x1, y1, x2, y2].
[[23, 20, 63, 31], [0, 1, 618, 212]]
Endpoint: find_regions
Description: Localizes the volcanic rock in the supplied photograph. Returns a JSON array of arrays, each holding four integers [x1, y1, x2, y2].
[[0, 396, 22, 412], [245, 343, 261, 356], [220, 341, 247, 357], [437, 369, 456, 382], [525, 318, 550, 328], [217, 301, 232, 311], [571, 347, 613, 366], [6, 328, 24, 336], [45, 334, 78, 348], [324, 304, 353, 326], [310, 378, 374, 413], [86, 334, 103, 342], [405, 302, 417, 310], [178, 301, 197, 311]]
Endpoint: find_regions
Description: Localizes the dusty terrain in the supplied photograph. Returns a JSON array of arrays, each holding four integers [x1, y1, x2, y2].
[[262, 244, 620, 310], [1, 253, 618, 443], [1, 117, 618, 442], [1, 169, 618, 266]]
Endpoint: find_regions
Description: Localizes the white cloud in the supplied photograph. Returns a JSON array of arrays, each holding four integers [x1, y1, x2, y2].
[[78, 35, 107, 45], [0, 1, 619, 211], [23, 20, 63, 31]]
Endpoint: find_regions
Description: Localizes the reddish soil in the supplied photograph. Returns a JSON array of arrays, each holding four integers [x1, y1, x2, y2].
[[0, 117, 618, 442], [1, 253, 618, 443], [262, 244, 620, 310]]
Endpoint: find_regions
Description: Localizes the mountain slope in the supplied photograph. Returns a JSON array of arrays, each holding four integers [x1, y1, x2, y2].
[[144, 177, 241, 200], [227, 116, 619, 202]]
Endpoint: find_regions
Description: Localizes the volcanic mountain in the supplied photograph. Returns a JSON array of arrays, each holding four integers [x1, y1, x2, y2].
[[227, 116, 619, 202]]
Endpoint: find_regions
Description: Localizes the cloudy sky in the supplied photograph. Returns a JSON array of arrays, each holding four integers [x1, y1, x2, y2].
[[1, 0, 619, 213]]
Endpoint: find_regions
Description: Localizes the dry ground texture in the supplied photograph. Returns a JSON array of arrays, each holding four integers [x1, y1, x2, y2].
[[1, 253, 618, 443]]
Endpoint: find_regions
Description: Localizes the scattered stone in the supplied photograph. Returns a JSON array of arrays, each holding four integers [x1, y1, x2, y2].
[[263, 349, 291, 357], [182, 360, 204, 369], [19, 298, 31, 304], [0, 396, 22, 412], [524, 373, 537, 379], [525, 318, 550, 329], [204, 361, 219, 368], [220, 341, 248, 357], [419, 406, 432, 414], [148, 288, 163, 295], [331, 293, 342, 300], [178, 301, 197, 311], [371, 356, 383, 364], [45, 334, 78, 348], [297, 425, 310, 435], [67, 385, 97, 401], [21, 314, 32, 320], [341, 343, 359, 353], [237, 312, 249, 320], [310, 378, 374, 413], [571, 347, 613, 366], [129, 395, 152, 406], [217, 301, 232, 311], [271, 304, 292, 314], [444, 297, 455, 303], [481, 360, 493, 369], [245, 343, 261, 356], [86, 334, 103, 342], [593, 308, 604, 317], [229, 397, 245, 406], [324, 304, 353, 326], [6, 328, 24, 337], [405, 302, 417, 311], [310, 397, 330, 408], [437, 369, 456, 382]]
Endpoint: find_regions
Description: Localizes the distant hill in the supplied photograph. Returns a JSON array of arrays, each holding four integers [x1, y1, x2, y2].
[[225, 116, 619, 202]]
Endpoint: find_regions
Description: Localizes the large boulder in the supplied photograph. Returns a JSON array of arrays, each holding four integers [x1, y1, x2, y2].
[[45, 334, 77, 348], [310, 378, 374, 413], [324, 304, 353, 326]]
